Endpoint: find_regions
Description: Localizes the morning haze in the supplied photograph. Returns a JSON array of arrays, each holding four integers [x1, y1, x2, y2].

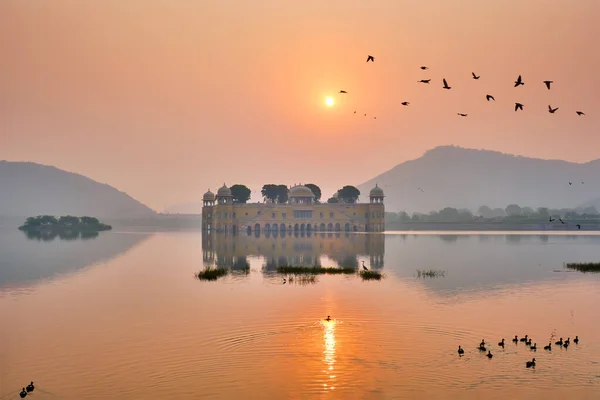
[[1, 0, 599, 211]]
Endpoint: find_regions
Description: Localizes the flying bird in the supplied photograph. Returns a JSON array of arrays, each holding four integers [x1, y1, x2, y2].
[[515, 102, 524, 111], [544, 80, 553, 90], [576, 224, 581, 230], [442, 78, 451, 89], [569, 182, 572, 185], [548, 105, 559, 113], [486, 94, 495, 101], [559, 218, 565, 224], [418, 79, 431, 84], [401, 102, 410, 106], [514, 75, 524, 87], [576, 111, 585, 116], [472, 72, 480, 79], [362, 261, 368, 271], [421, 66, 428, 70], [366, 55, 374, 62], [339, 90, 347, 94], [457, 113, 468, 117], [549, 217, 555, 222]]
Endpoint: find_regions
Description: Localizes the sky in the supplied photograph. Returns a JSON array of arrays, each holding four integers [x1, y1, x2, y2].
[[1, 0, 599, 211]]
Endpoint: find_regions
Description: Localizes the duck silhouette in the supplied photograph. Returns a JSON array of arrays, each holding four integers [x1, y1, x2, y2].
[[520, 335, 528, 342], [486, 351, 493, 359], [26, 382, 34, 393], [498, 338, 505, 347], [20, 388, 27, 398], [544, 343, 552, 351], [530, 343, 537, 351], [512, 335, 519, 343], [555, 338, 563, 346], [325, 316, 331, 321], [526, 358, 536, 368], [458, 345, 464, 355], [574, 336, 579, 344]]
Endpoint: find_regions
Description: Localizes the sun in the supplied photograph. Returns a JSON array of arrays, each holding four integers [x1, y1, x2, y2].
[[325, 96, 335, 107]]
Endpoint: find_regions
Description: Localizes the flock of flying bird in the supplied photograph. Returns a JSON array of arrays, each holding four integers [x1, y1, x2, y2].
[[457, 334, 580, 369], [338, 55, 588, 119]]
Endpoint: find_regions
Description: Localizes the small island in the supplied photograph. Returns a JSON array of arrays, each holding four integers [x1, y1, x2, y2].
[[19, 215, 112, 238]]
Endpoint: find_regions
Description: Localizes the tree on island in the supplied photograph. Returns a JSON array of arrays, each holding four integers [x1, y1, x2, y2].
[[230, 184, 251, 203], [19, 215, 111, 232], [336, 186, 360, 204], [58, 216, 80, 226], [305, 184, 322, 202], [80, 216, 100, 225], [327, 197, 339, 203], [24, 215, 58, 227]]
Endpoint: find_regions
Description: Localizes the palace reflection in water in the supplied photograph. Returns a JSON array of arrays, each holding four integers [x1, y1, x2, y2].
[[202, 231, 385, 271]]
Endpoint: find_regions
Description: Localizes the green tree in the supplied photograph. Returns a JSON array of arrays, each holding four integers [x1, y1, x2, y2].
[[24, 216, 42, 227], [537, 207, 550, 219], [230, 184, 251, 203], [521, 207, 535, 216], [276, 185, 289, 203], [477, 205, 493, 218], [438, 207, 461, 222], [327, 197, 339, 203], [58, 216, 80, 226], [80, 216, 100, 225], [491, 208, 506, 218], [305, 183, 322, 202], [337, 185, 360, 204], [261, 184, 279, 203], [40, 215, 58, 225], [398, 211, 410, 222], [505, 204, 522, 216]]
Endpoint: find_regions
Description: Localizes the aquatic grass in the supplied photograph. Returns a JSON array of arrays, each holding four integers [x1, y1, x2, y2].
[[416, 269, 446, 278], [359, 270, 383, 280], [289, 275, 317, 285], [276, 266, 355, 275], [564, 262, 600, 273], [197, 267, 229, 281]]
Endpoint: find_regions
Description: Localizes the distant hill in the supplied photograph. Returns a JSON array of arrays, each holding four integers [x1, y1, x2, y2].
[[0, 161, 156, 218], [357, 146, 600, 213], [164, 202, 202, 215]]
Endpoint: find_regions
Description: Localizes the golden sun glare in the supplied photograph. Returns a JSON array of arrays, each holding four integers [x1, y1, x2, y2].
[[325, 96, 335, 107]]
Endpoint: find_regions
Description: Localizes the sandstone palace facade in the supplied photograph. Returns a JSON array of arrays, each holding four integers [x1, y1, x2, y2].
[[201, 184, 385, 233]]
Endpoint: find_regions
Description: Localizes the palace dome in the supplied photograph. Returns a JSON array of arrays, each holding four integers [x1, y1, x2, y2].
[[369, 184, 384, 197], [217, 184, 232, 197], [203, 190, 215, 201], [289, 185, 315, 198]]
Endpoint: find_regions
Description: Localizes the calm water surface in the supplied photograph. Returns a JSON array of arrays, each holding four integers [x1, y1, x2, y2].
[[1, 229, 600, 399]]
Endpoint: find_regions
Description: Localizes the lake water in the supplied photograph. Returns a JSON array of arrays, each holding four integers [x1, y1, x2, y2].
[[1, 229, 600, 399]]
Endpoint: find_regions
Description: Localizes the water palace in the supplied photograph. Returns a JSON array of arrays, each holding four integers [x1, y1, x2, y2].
[[201, 184, 385, 233]]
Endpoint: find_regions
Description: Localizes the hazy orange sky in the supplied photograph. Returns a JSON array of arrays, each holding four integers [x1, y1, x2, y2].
[[1, 1, 599, 211]]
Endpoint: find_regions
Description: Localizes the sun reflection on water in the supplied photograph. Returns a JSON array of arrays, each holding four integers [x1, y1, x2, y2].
[[322, 319, 337, 391]]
